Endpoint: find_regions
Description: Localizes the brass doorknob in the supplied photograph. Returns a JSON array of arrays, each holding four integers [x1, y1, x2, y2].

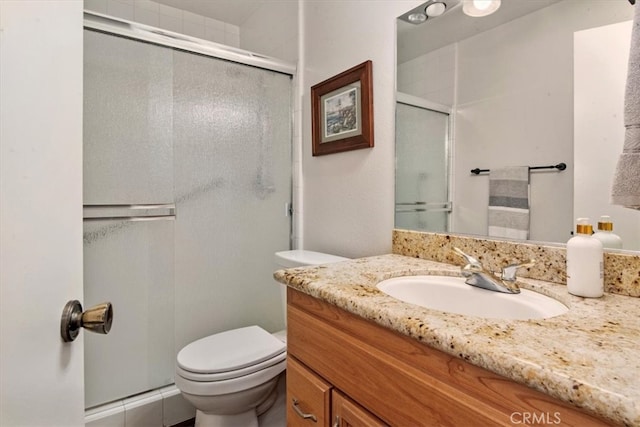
[[60, 300, 113, 342]]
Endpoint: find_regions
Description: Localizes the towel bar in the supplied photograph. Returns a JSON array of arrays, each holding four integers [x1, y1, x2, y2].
[[470, 163, 566, 175], [83, 203, 176, 221], [395, 201, 452, 213]]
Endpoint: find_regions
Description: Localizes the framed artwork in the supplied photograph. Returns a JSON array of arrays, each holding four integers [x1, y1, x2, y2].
[[311, 60, 374, 156]]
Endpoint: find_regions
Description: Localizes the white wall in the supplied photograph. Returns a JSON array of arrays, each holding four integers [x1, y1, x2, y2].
[[575, 20, 640, 251], [240, 1, 298, 63], [300, 0, 422, 258], [454, 0, 632, 243], [397, 44, 456, 107]]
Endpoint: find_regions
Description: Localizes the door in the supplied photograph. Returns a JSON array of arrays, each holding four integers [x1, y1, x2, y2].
[[0, 2, 85, 425]]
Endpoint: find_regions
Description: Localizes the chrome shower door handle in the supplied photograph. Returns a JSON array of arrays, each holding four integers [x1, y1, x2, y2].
[[60, 300, 113, 342]]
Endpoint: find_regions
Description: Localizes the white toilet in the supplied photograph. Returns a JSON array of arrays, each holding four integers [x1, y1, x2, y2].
[[274, 250, 350, 325], [175, 250, 348, 427]]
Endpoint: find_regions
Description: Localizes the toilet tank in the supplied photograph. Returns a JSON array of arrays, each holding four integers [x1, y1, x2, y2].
[[274, 250, 349, 328], [274, 249, 349, 268]]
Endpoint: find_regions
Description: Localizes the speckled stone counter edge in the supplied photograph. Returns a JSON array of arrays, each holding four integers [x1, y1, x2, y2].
[[392, 229, 640, 297]]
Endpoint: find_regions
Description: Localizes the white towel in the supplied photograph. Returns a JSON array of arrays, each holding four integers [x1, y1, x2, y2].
[[488, 166, 530, 239], [611, 2, 640, 210]]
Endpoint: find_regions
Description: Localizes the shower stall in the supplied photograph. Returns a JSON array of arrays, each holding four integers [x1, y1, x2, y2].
[[83, 14, 293, 411], [395, 93, 452, 232]]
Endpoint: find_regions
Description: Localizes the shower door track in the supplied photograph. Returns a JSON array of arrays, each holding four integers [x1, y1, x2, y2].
[[84, 11, 296, 76]]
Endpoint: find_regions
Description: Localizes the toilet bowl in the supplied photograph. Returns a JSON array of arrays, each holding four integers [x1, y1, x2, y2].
[[175, 326, 286, 427], [175, 251, 348, 427]]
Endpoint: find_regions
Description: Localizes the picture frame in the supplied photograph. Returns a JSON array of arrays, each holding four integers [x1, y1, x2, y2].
[[311, 60, 374, 156]]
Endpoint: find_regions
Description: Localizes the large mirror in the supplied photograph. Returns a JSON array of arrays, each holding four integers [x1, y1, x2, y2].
[[396, 0, 640, 251]]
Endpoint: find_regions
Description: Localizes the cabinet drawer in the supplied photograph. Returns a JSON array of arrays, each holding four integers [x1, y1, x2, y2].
[[287, 356, 332, 427], [333, 390, 387, 427]]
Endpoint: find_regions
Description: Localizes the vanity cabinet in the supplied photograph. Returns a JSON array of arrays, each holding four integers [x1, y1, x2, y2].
[[286, 288, 612, 426], [332, 390, 387, 427], [287, 355, 386, 426], [286, 356, 331, 426]]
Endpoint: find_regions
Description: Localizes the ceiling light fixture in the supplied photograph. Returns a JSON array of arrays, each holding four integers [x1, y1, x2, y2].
[[399, 0, 454, 25], [462, 0, 501, 17], [425, 2, 446, 17], [407, 12, 428, 24]]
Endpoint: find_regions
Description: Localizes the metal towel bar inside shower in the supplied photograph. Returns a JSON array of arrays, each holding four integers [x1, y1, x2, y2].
[[83, 203, 176, 222], [395, 201, 452, 213]]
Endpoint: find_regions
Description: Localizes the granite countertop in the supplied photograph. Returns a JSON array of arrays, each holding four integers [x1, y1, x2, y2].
[[274, 254, 640, 426]]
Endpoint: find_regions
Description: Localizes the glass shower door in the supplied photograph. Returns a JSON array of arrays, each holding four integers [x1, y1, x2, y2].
[[83, 28, 292, 409], [83, 30, 176, 408], [172, 51, 292, 351], [83, 31, 174, 205], [395, 98, 451, 232]]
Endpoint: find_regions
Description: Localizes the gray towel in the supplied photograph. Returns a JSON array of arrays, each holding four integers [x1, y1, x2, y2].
[[488, 166, 530, 239], [611, 2, 640, 210]]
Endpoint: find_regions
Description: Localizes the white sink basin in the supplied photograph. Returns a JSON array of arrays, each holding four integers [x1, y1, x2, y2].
[[377, 275, 568, 320]]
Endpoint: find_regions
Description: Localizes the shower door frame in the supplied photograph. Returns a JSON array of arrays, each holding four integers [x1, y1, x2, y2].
[[395, 92, 454, 232], [82, 10, 296, 415], [84, 12, 295, 76]]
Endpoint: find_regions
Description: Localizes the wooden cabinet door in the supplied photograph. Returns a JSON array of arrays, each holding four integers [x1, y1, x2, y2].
[[332, 390, 387, 427], [287, 356, 332, 427]]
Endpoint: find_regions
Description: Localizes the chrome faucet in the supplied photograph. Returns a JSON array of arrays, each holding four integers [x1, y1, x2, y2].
[[452, 247, 535, 294]]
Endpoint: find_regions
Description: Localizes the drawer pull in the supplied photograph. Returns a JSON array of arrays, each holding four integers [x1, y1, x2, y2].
[[292, 398, 318, 422]]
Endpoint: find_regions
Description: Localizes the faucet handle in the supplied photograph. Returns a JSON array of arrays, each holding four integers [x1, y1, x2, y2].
[[501, 259, 535, 282], [452, 247, 481, 266], [452, 247, 484, 277]]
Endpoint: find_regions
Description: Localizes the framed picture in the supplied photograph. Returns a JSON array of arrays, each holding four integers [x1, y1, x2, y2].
[[311, 60, 374, 156]]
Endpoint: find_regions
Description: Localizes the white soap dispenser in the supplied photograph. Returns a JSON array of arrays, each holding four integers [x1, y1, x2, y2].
[[566, 218, 603, 298], [592, 215, 623, 249]]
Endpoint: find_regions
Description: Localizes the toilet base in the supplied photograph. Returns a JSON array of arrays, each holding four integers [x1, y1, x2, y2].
[[187, 377, 280, 427], [255, 381, 278, 417], [194, 408, 258, 427]]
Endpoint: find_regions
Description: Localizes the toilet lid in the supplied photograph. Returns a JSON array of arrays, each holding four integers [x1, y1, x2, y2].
[[177, 326, 286, 374]]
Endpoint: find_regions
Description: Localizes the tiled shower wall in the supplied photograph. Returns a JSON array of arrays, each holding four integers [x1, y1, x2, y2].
[[84, 0, 241, 47], [83, 0, 299, 65]]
